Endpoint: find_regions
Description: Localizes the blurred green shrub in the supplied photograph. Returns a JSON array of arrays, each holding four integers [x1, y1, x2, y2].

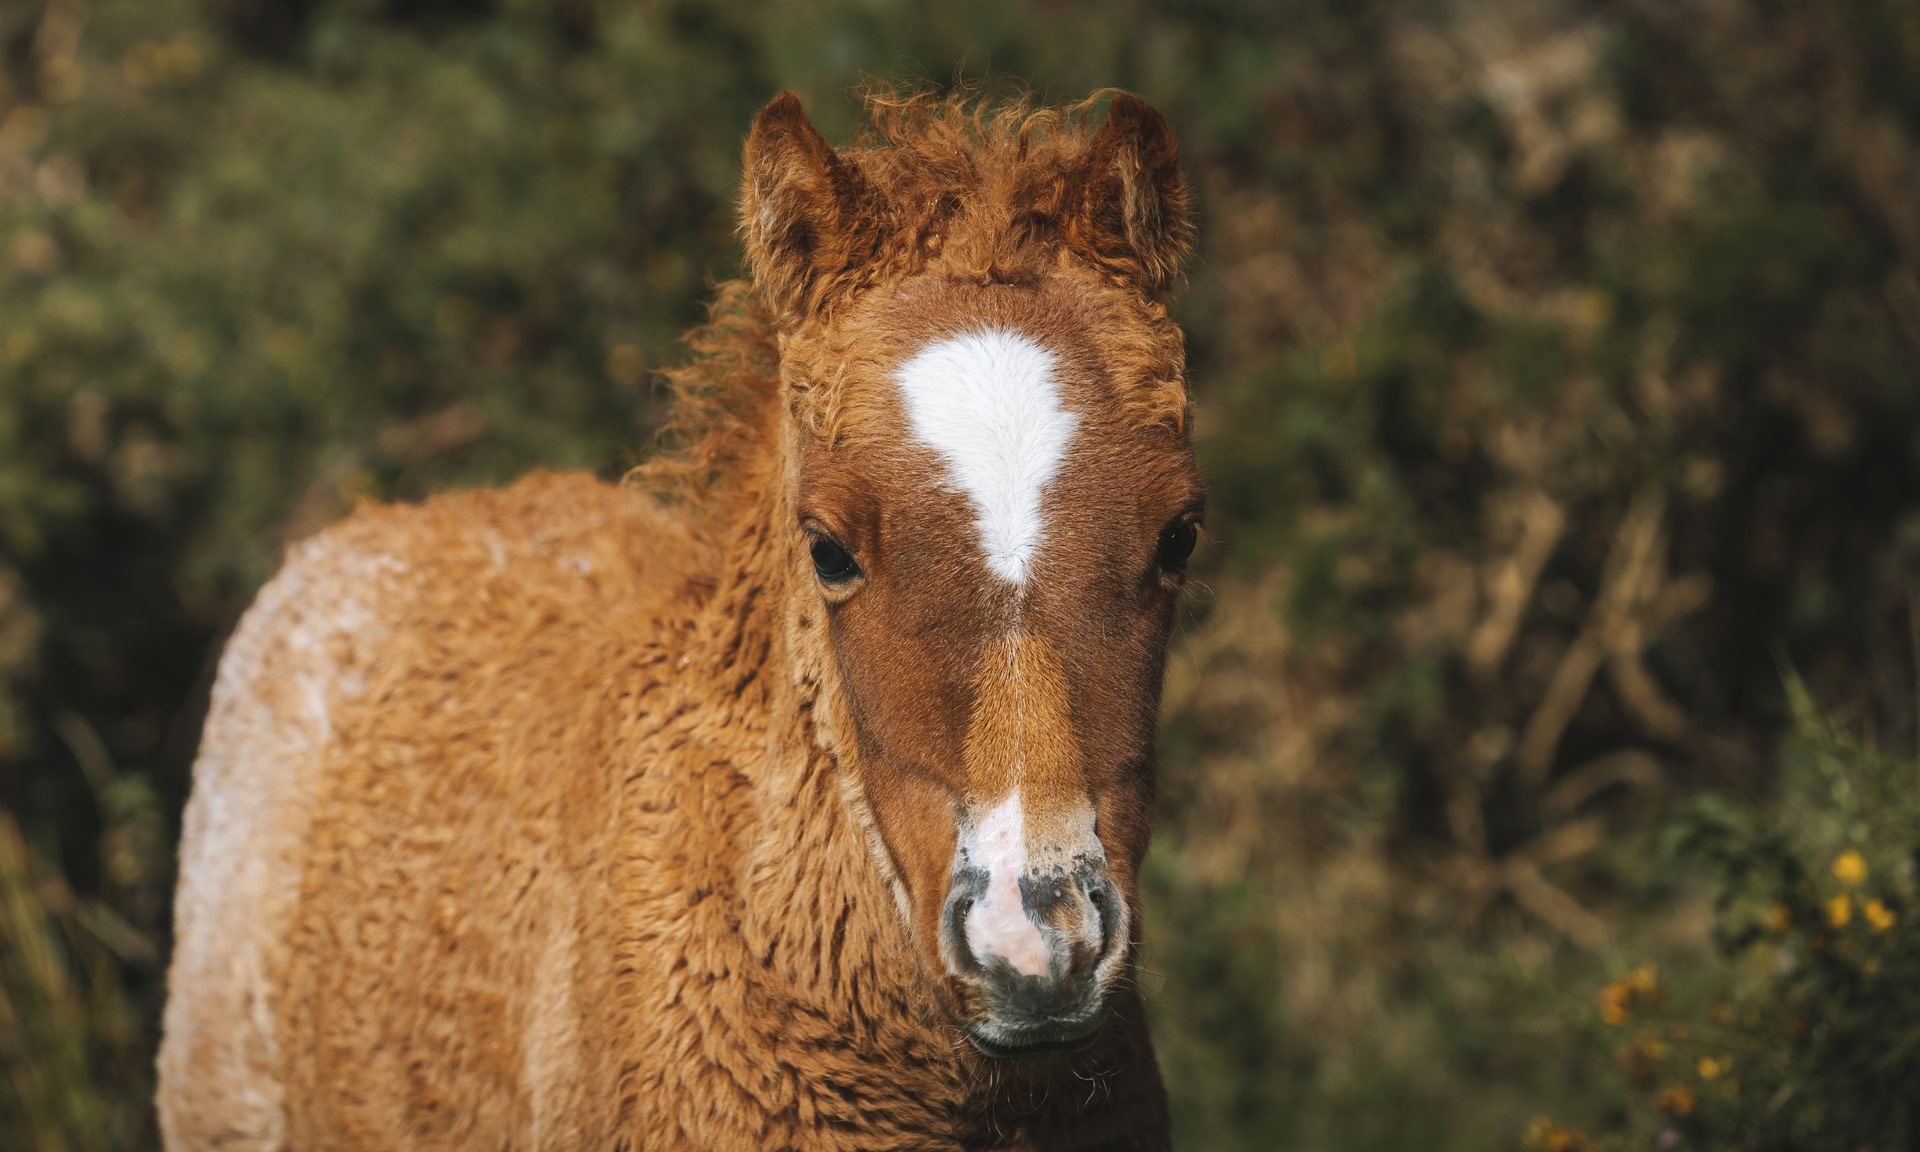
[[1677, 677, 1920, 1147], [1528, 677, 1920, 1150]]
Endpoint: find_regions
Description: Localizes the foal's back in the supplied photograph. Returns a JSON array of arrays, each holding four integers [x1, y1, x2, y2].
[[157, 472, 714, 1149]]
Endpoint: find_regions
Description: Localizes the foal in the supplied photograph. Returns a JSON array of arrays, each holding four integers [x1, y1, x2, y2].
[[158, 89, 1200, 1151]]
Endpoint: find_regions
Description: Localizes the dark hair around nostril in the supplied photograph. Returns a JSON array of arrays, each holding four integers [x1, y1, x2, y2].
[[1084, 874, 1123, 963], [941, 868, 988, 975], [1017, 870, 1073, 923]]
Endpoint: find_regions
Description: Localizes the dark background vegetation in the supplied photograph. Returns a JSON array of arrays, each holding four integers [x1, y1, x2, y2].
[[2, 0, 1918, 1148]]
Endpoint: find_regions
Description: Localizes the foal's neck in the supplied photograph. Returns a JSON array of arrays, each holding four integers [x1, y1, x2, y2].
[[692, 446, 952, 1053]]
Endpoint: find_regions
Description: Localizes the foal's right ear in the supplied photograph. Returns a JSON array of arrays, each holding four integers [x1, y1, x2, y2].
[[741, 93, 884, 319], [1064, 93, 1192, 296]]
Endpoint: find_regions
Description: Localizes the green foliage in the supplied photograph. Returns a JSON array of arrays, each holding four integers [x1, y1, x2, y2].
[[1665, 679, 1919, 1149], [1531, 681, 1920, 1150]]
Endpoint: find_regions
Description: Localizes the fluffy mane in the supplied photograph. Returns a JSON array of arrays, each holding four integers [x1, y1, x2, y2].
[[630, 278, 780, 508], [632, 87, 1193, 512]]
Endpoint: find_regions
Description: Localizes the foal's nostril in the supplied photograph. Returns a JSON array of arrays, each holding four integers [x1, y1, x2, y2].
[[1016, 871, 1072, 922], [941, 868, 989, 975], [1009, 867, 1124, 973], [1085, 874, 1123, 963]]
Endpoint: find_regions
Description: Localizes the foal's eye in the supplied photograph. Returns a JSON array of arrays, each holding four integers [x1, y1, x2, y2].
[[809, 536, 860, 585], [1156, 520, 1198, 575]]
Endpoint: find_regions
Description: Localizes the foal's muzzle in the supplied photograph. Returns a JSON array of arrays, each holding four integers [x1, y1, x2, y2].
[[940, 861, 1126, 1060]]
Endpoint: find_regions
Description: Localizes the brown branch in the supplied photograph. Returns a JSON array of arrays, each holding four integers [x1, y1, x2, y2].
[[1515, 631, 1608, 790], [50, 710, 114, 801], [1507, 814, 1611, 871], [1541, 749, 1664, 819], [1444, 767, 1491, 858], [1517, 487, 1675, 789], [1450, 813, 1612, 946], [1504, 863, 1611, 950], [1607, 652, 1690, 741], [1467, 491, 1566, 678], [1611, 564, 1710, 743]]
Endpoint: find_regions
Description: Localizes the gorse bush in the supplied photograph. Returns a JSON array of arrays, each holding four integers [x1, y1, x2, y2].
[[1664, 676, 1920, 1149], [1531, 676, 1920, 1151]]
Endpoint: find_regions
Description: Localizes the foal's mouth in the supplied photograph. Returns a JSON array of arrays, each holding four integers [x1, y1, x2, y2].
[[961, 1010, 1109, 1064]]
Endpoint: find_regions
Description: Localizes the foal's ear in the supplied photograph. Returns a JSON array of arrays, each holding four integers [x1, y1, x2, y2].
[[741, 92, 883, 318], [1065, 93, 1192, 295]]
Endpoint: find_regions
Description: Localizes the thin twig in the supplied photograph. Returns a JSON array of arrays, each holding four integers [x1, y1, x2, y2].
[[1541, 749, 1664, 819], [1468, 490, 1566, 679], [1504, 863, 1611, 951]]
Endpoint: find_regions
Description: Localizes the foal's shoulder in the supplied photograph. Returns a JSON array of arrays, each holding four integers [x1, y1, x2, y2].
[[289, 469, 717, 615]]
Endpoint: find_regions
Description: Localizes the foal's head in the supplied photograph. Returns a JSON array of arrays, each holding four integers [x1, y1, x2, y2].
[[746, 91, 1197, 1061]]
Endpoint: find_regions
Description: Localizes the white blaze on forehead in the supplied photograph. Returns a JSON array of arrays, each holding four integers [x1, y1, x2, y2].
[[894, 329, 1078, 586], [962, 790, 1051, 978]]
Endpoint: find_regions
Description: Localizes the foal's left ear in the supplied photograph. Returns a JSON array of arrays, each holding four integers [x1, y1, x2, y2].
[[741, 92, 886, 319], [1065, 93, 1192, 296]]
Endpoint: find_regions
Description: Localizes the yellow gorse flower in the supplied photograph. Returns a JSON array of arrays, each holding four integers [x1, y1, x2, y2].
[[1543, 1129, 1585, 1152], [1832, 849, 1868, 885], [1523, 1119, 1595, 1152], [1599, 981, 1633, 1025], [1864, 898, 1897, 932], [1697, 1056, 1724, 1080], [1656, 1084, 1696, 1117], [1829, 893, 1853, 927], [1597, 964, 1659, 1025]]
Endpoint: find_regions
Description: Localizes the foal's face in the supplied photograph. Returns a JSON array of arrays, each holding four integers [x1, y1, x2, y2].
[[791, 275, 1201, 1059]]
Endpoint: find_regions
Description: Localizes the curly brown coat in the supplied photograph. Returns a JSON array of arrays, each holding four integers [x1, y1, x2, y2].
[[158, 88, 1196, 1151]]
